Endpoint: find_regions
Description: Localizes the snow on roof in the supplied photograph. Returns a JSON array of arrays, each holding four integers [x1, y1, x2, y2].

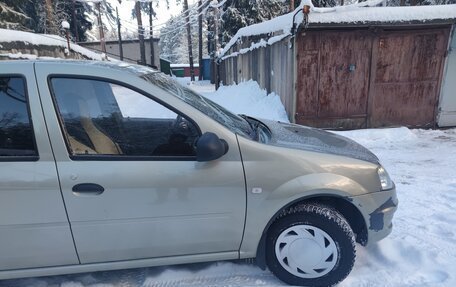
[[0, 28, 104, 61], [0, 52, 37, 60], [310, 4, 456, 24], [219, 0, 456, 59], [170, 63, 200, 68]]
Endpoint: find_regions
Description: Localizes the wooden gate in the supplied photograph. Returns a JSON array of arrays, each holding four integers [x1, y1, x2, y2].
[[296, 30, 372, 129], [295, 27, 450, 129], [368, 28, 450, 128]]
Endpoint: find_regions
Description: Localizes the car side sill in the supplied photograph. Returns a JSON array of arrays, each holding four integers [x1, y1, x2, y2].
[[0, 251, 239, 280]]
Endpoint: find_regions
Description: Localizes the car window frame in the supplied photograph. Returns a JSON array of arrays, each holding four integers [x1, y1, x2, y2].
[[47, 74, 202, 162], [0, 74, 39, 162]]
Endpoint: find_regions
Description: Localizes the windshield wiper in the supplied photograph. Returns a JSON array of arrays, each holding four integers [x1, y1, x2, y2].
[[239, 114, 259, 140]]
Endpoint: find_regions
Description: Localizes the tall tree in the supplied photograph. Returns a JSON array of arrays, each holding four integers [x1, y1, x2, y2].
[[0, 1, 30, 30], [159, 12, 208, 64], [159, 15, 184, 62], [0, 0, 93, 41], [96, 2, 106, 52], [219, 0, 288, 45], [198, 0, 203, 80], [149, 2, 156, 67], [44, 0, 58, 34], [134, 1, 146, 64], [183, 0, 195, 81], [132, 1, 172, 66]]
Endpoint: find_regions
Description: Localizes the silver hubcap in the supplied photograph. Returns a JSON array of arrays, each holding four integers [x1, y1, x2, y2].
[[275, 225, 338, 279]]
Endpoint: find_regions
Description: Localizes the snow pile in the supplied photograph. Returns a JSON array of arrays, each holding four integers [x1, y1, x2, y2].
[[196, 80, 290, 123], [334, 126, 418, 148], [220, 1, 456, 59], [61, 21, 70, 30], [0, 28, 104, 61]]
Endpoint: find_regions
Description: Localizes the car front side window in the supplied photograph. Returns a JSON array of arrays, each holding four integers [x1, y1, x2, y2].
[[50, 78, 199, 159]]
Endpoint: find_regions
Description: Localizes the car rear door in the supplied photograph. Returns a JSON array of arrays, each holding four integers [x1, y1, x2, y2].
[[0, 62, 79, 271], [34, 62, 246, 264]]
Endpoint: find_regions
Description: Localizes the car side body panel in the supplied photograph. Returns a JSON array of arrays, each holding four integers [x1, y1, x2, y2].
[[0, 62, 79, 270], [34, 62, 247, 264]]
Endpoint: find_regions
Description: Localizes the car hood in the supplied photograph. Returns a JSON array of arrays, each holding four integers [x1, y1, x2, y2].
[[263, 120, 379, 164]]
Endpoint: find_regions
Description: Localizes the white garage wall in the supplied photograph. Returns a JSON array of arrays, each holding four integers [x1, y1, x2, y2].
[[438, 25, 456, 127]]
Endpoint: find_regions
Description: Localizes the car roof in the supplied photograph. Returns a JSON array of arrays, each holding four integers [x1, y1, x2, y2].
[[1, 59, 159, 77]]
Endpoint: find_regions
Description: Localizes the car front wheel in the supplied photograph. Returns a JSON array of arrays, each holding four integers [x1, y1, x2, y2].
[[266, 203, 356, 287]]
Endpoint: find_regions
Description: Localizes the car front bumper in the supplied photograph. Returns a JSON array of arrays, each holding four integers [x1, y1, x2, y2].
[[348, 184, 398, 245]]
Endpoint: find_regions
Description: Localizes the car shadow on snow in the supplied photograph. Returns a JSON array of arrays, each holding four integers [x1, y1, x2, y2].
[[0, 260, 281, 287]]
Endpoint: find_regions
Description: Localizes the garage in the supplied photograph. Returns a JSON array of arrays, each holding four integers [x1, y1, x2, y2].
[[295, 27, 450, 129]]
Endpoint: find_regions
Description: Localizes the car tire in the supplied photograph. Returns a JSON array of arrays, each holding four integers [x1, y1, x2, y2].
[[266, 203, 356, 287]]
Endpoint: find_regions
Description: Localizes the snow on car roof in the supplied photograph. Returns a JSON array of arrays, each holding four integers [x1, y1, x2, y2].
[[219, 0, 456, 58]]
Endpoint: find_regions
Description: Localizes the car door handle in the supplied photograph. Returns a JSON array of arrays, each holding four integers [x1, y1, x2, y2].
[[72, 183, 105, 195]]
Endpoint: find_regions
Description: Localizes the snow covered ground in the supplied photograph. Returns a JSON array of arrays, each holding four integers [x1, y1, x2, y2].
[[2, 80, 455, 287]]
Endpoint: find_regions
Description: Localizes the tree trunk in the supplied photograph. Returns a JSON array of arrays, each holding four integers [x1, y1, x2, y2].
[[207, 11, 214, 83], [214, 5, 219, 89], [96, 2, 106, 53], [135, 1, 146, 65], [289, 0, 295, 12], [44, 0, 57, 34], [71, 0, 79, 42], [149, 2, 155, 68], [183, 0, 195, 81], [116, 7, 123, 61], [198, 0, 203, 81]]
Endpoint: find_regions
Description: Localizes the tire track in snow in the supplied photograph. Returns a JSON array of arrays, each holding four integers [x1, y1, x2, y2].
[[142, 272, 279, 287]]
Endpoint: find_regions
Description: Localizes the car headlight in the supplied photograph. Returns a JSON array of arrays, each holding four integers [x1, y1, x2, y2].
[[377, 166, 393, 190], [377, 165, 393, 190]]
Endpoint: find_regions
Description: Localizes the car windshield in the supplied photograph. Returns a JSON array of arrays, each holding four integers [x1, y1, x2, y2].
[[142, 73, 253, 138]]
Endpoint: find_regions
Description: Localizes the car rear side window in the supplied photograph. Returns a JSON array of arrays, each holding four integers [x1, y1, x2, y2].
[[0, 76, 38, 159]]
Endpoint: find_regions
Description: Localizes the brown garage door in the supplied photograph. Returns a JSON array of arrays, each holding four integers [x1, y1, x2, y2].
[[295, 27, 450, 129], [369, 28, 450, 128], [295, 30, 371, 129]]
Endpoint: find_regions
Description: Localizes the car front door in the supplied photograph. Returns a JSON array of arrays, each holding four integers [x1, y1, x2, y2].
[[0, 62, 78, 272], [35, 63, 246, 264]]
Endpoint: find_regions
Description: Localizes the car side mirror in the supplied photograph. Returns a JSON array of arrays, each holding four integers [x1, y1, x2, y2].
[[196, 132, 229, 162]]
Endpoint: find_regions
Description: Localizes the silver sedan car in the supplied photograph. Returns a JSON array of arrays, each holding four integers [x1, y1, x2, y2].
[[0, 60, 397, 286]]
